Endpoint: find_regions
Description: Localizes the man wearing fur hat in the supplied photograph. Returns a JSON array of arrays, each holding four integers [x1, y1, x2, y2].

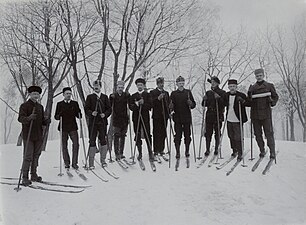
[[169, 76, 196, 160], [246, 68, 278, 159], [54, 87, 82, 169], [109, 80, 130, 160], [84, 80, 112, 168], [18, 85, 51, 186], [150, 77, 170, 161], [129, 78, 154, 162], [224, 79, 248, 160], [202, 76, 226, 157]]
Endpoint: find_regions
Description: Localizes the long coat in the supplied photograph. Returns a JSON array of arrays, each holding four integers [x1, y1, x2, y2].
[[150, 88, 170, 120], [224, 91, 248, 123], [84, 93, 112, 126], [54, 100, 82, 132], [129, 91, 151, 124], [202, 87, 226, 123], [109, 92, 130, 128], [18, 99, 48, 141], [246, 81, 279, 120], [170, 89, 196, 124]]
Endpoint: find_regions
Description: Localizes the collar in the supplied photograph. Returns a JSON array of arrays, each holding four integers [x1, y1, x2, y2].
[[157, 88, 163, 92], [138, 90, 144, 94], [94, 91, 101, 97], [64, 99, 71, 103]]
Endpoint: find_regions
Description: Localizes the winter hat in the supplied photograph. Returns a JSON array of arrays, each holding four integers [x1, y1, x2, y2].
[[93, 80, 102, 86], [28, 86, 42, 94], [176, 76, 185, 82], [254, 68, 264, 75], [117, 80, 125, 86], [135, 78, 146, 85], [228, 79, 238, 85], [62, 87, 72, 93], [207, 76, 220, 84], [156, 77, 164, 84]]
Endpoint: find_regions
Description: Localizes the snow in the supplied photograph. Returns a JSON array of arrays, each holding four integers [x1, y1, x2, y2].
[[0, 137, 305, 225]]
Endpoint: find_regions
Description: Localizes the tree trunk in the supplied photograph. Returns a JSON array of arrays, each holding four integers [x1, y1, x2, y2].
[[289, 110, 295, 141]]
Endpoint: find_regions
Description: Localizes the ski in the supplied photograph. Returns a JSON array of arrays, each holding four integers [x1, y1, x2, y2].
[[161, 154, 169, 162], [186, 158, 190, 168], [226, 150, 251, 176], [122, 158, 135, 166], [262, 159, 275, 175], [155, 155, 162, 164], [82, 160, 108, 182], [216, 156, 236, 170], [150, 161, 156, 172], [73, 169, 88, 181], [138, 159, 146, 171], [208, 155, 218, 167], [0, 182, 84, 193], [251, 157, 264, 172], [196, 156, 209, 168], [66, 168, 74, 178], [1, 177, 90, 189], [175, 159, 180, 171], [102, 166, 119, 179], [117, 160, 129, 169]]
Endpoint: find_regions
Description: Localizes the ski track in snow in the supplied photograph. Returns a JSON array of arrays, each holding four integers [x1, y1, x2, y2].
[[0, 138, 305, 225]]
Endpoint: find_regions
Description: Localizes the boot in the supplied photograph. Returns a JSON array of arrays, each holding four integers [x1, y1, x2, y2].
[[119, 136, 126, 158], [31, 174, 42, 182], [137, 145, 142, 160], [185, 144, 190, 158], [22, 172, 32, 186], [259, 149, 266, 158], [204, 138, 211, 156], [175, 144, 180, 159], [88, 146, 96, 168], [99, 145, 108, 167]]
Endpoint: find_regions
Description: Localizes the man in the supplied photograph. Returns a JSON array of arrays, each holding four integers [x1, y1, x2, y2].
[[224, 79, 248, 160], [202, 76, 226, 157], [246, 68, 278, 159], [109, 80, 130, 160], [129, 78, 154, 162], [84, 80, 112, 168], [18, 86, 51, 186], [150, 77, 170, 161], [54, 87, 82, 169], [169, 76, 196, 160]]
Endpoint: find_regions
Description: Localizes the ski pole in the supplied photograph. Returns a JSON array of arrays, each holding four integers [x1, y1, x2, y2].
[[15, 107, 35, 192], [249, 120, 255, 160], [161, 96, 171, 168], [78, 112, 88, 169], [58, 116, 64, 176], [215, 99, 223, 161], [239, 101, 247, 167], [187, 92, 196, 163], [197, 100, 206, 160], [215, 109, 228, 164], [127, 109, 134, 160], [139, 112, 153, 158], [132, 103, 143, 163]]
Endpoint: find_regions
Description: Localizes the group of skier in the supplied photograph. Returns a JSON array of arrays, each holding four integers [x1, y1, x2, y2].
[[18, 68, 278, 185]]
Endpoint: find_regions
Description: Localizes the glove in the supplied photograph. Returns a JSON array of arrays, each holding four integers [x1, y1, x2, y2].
[[214, 93, 221, 99], [187, 99, 193, 107], [110, 93, 115, 98], [100, 113, 105, 118], [269, 97, 276, 107], [28, 113, 37, 121], [138, 98, 144, 105], [158, 93, 164, 101], [92, 111, 98, 116], [236, 96, 244, 103]]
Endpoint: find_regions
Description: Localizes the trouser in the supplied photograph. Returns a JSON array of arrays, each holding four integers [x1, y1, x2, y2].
[[174, 122, 191, 158], [22, 139, 43, 179], [252, 118, 276, 157], [153, 118, 167, 155], [62, 130, 79, 166], [205, 121, 223, 153], [133, 116, 153, 159], [88, 123, 108, 167], [113, 125, 128, 157], [227, 122, 242, 157]]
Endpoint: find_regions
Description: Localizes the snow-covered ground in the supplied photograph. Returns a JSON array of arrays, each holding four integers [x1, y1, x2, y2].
[[0, 136, 305, 225]]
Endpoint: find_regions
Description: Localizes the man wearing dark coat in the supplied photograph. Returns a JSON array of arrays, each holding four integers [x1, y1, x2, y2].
[[18, 86, 51, 186], [246, 68, 279, 159], [150, 77, 170, 160], [54, 87, 82, 169], [169, 76, 196, 159], [84, 80, 112, 168], [129, 78, 154, 161], [202, 76, 226, 156], [109, 80, 130, 160], [224, 79, 248, 160]]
